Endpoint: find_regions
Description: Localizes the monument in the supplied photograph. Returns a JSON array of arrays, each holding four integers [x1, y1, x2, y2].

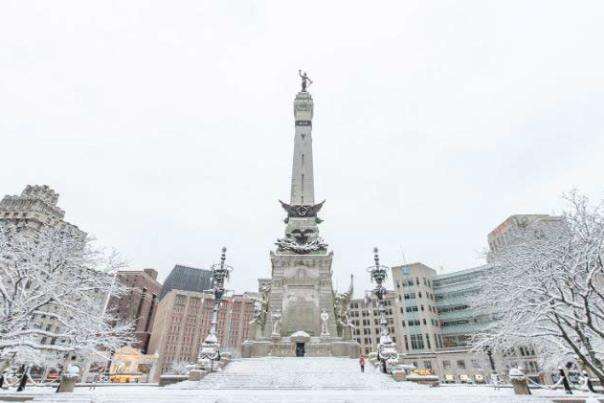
[[242, 72, 359, 358]]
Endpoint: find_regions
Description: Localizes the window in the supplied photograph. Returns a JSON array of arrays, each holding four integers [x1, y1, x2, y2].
[[410, 334, 424, 350], [456, 360, 466, 369], [471, 359, 481, 369], [408, 320, 420, 326], [443, 360, 451, 369], [403, 335, 409, 350], [425, 333, 431, 349], [423, 360, 432, 370], [405, 306, 418, 313]]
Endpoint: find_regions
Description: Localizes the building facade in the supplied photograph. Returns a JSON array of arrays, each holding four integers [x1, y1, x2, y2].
[[0, 185, 85, 239], [349, 292, 401, 355], [147, 290, 255, 380], [0, 185, 87, 354], [349, 263, 544, 382], [110, 268, 162, 353], [159, 264, 213, 300], [487, 214, 563, 262]]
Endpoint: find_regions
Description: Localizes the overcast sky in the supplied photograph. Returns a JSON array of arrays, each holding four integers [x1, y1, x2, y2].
[[1, 1, 603, 295]]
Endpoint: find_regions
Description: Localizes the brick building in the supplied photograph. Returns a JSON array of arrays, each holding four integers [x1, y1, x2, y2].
[[110, 268, 162, 353], [147, 290, 255, 379]]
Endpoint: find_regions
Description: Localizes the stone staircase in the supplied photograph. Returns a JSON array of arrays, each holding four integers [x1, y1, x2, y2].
[[4, 357, 562, 402], [173, 356, 412, 391]]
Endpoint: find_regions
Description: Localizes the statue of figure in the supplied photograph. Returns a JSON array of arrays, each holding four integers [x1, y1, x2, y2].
[[271, 310, 282, 336], [320, 310, 330, 336], [249, 283, 271, 338], [299, 69, 313, 92], [333, 274, 354, 338]]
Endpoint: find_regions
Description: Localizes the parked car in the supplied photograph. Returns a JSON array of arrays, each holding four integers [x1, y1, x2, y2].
[[474, 374, 485, 384], [459, 374, 470, 383], [444, 374, 456, 383]]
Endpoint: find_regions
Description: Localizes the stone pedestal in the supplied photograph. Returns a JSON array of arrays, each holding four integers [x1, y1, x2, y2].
[[242, 335, 360, 358], [56, 377, 77, 393], [57, 364, 80, 393], [511, 378, 530, 395], [392, 370, 406, 382], [188, 369, 206, 381], [159, 374, 189, 386]]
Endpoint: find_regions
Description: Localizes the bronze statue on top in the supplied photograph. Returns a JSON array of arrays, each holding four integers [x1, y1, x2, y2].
[[299, 70, 313, 92]]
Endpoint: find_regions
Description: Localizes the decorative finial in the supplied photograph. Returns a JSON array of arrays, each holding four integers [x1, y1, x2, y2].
[[374, 247, 380, 267], [220, 247, 227, 268], [298, 69, 313, 92]]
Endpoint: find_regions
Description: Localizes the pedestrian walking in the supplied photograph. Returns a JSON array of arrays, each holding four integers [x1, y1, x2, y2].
[[583, 371, 595, 393], [359, 356, 366, 373], [16, 365, 28, 392], [559, 367, 573, 395]]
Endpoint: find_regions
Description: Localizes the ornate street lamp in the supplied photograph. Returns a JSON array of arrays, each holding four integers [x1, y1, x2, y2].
[[197, 247, 233, 372], [367, 247, 398, 373]]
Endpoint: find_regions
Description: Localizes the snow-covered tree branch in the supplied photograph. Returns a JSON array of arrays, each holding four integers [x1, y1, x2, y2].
[[471, 191, 604, 386], [0, 222, 134, 369]]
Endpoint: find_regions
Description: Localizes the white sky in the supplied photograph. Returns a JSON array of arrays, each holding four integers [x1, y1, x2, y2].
[[1, 1, 603, 295]]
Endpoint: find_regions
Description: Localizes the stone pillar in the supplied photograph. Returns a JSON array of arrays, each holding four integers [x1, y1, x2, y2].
[[57, 364, 80, 393], [509, 368, 531, 395]]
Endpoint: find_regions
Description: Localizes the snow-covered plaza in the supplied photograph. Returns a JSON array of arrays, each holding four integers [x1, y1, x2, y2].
[[0, 357, 600, 403]]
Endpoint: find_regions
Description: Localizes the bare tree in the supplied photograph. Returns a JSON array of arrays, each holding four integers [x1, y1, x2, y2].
[[471, 192, 604, 386], [0, 222, 133, 372]]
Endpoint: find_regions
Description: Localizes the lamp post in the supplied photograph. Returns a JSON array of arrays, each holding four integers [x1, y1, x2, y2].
[[486, 347, 501, 386], [367, 247, 398, 373], [197, 247, 233, 372]]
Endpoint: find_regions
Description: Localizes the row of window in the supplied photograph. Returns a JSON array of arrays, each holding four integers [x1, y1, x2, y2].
[[395, 276, 433, 289], [402, 291, 435, 302], [401, 318, 438, 327], [403, 333, 432, 350], [403, 304, 437, 314]]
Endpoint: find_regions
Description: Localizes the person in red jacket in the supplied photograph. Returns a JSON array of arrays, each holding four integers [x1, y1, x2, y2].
[[359, 356, 366, 373]]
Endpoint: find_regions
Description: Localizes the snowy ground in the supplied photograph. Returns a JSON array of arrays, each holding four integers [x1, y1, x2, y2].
[[0, 357, 600, 402]]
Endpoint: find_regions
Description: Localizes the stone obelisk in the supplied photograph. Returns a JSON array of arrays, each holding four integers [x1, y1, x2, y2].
[[242, 72, 359, 358], [270, 72, 334, 339]]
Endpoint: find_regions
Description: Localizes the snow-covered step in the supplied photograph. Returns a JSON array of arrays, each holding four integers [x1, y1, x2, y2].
[[172, 357, 415, 391], [22, 390, 551, 403], [4, 357, 564, 402]]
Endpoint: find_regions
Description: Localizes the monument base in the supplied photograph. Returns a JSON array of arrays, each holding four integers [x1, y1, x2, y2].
[[242, 335, 360, 358]]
